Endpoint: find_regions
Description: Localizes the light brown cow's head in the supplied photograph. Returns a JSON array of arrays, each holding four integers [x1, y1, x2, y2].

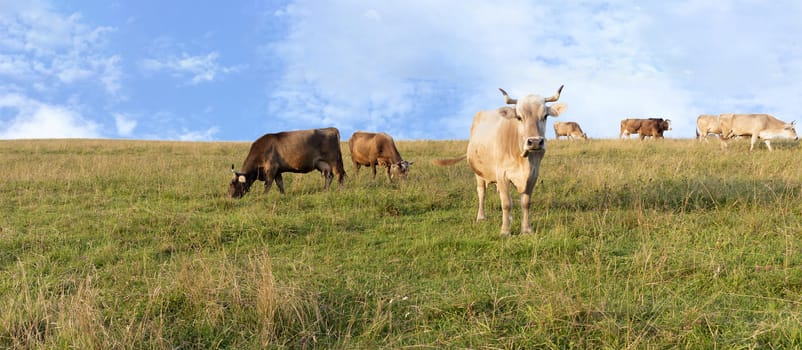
[[498, 85, 566, 157], [390, 160, 414, 179]]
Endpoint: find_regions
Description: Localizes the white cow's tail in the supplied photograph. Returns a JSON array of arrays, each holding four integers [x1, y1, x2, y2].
[[432, 155, 467, 166]]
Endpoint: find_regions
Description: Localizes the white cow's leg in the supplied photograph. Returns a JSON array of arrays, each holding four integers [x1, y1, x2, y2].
[[520, 193, 532, 234], [765, 140, 773, 151], [497, 181, 512, 235], [750, 135, 758, 151], [475, 175, 487, 222]]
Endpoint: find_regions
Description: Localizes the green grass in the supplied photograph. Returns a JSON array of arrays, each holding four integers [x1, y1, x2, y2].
[[2, 138, 802, 348]]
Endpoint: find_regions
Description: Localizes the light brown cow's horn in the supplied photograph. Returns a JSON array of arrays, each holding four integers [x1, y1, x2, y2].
[[544, 85, 564, 103], [498, 88, 517, 105]]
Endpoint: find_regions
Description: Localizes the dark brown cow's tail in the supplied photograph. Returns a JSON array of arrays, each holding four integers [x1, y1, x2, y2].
[[333, 131, 347, 184], [432, 155, 467, 166], [333, 150, 347, 184]]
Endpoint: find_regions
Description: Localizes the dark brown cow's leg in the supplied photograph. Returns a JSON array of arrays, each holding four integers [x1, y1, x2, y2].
[[264, 176, 274, 194], [317, 161, 333, 189], [274, 173, 286, 194]]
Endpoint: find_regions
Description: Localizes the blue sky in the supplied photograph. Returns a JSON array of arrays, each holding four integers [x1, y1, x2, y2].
[[2, 1, 802, 141]]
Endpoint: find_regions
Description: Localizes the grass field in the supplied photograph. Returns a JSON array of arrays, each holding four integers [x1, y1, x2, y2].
[[2, 137, 802, 348]]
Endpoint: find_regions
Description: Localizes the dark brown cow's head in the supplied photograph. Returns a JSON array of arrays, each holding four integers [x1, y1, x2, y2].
[[498, 85, 567, 157], [228, 165, 250, 198]]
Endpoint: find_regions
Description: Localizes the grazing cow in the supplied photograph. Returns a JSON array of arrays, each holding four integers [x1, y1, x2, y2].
[[696, 114, 722, 142], [619, 118, 671, 140], [553, 121, 587, 140], [228, 127, 346, 198], [348, 131, 413, 180], [434, 85, 566, 235], [719, 114, 797, 151]]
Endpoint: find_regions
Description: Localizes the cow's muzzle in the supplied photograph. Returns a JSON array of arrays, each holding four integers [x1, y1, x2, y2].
[[522, 137, 545, 157]]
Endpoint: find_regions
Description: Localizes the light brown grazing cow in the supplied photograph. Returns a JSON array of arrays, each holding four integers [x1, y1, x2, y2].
[[229, 127, 346, 198], [553, 121, 587, 140], [434, 86, 566, 235], [718, 113, 797, 151], [348, 131, 413, 180], [696, 114, 722, 142], [619, 118, 671, 140]]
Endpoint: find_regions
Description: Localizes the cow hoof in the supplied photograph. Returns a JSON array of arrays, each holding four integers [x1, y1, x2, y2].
[[521, 229, 533, 235], [500, 231, 511, 236]]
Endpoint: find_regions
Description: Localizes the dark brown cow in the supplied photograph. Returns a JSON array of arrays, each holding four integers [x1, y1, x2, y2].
[[619, 118, 671, 140], [348, 131, 413, 180], [228, 127, 346, 198]]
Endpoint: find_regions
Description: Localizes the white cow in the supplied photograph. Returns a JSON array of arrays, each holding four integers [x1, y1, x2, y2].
[[435, 86, 566, 235], [719, 113, 798, 151], [696, 114, 722, 142]]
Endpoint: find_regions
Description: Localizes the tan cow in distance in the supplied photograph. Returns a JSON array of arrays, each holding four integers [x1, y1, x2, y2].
[[434, 85, 567, 235], [553, 121, 587, 140], [696, 114, 722, 142], [348, 131, 413, 180], [718, 113, 798, 151]]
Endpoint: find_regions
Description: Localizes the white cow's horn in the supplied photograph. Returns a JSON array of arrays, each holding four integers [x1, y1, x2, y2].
[[499, 88, 517, 105], [545, 85, 564, 103]]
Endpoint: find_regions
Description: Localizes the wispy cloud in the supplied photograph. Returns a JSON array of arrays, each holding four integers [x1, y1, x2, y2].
[[0, 93, 101, 139], [176, 127, 219, 141], [0, 2, 121, 97], [113, 112, 137, 137], [264, 1, 802, 139], [140, 52, 241, 85]]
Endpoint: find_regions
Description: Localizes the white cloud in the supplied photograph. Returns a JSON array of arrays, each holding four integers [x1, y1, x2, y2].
[[0, 1, 122, 96], [140, 52, 241, 85], [177, 127, 219, 141], [113, 112, 136, 136], [0, 93, 101, 139], [265, 1, 802, 139]]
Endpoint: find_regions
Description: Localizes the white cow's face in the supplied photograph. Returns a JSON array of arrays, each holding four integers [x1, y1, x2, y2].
[[516, 95, 550, 156], [499, 86, 567, 157]]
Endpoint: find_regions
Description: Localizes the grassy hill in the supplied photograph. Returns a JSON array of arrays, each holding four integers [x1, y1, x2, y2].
[[2, 138, 802, 348]]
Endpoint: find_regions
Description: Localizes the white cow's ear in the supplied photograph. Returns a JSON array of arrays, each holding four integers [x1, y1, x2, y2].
[[498, 107, 520, 120], [238, 175, 246, 183], [547, 103, 567, 117]]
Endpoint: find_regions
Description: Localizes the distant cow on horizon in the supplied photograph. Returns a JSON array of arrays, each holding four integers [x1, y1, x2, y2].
[[553, 121, 587, 140], [696, 114, 722, 142], [718, 114, 798, 151], [619, 118, 671, 140]]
